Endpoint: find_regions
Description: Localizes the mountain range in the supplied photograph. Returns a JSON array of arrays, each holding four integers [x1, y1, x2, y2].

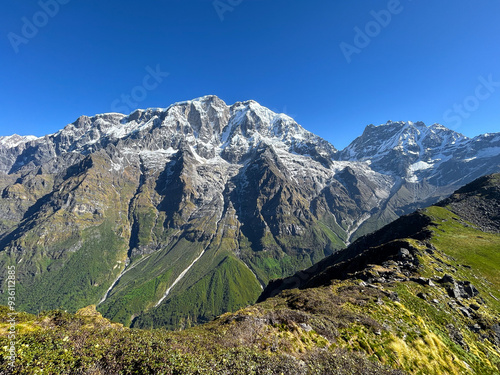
[[2, 172, 499, 374], [0, 95, 499, 329]]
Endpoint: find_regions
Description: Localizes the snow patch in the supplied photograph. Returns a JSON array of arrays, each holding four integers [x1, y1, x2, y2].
[[0, 135, 38, 148]]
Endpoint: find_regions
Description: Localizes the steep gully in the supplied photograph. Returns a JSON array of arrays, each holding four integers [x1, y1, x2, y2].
[[99, 157, 151, 305], [155, 214, 224, 307]]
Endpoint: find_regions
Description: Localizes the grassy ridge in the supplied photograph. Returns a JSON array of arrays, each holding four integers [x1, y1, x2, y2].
[[0, 305, 402, 375], [424, 205, 500, 309]]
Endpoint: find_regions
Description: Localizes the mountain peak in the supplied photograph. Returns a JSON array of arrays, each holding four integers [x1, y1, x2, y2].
[[0, 100, 498, 185], [0, 96, 338, 173], [338, 120, 472, 179], [170, 94, 227, 108], [0, 134, 38, 149]]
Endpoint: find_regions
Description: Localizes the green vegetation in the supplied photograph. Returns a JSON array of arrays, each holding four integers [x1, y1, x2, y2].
[[0, 304, 402, 374], [1, 200, 499, 374], [0, 145, 366, 333], [97, 238, 210, 326], [239, 221, 346, 287], [424, 205, 500, 308], [5, 220, 128, 314], [133, 255, 262, 329]]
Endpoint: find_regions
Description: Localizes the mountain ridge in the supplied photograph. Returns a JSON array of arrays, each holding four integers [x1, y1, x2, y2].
[[0, 95, 499, 329], [259, 173, 500, 300]]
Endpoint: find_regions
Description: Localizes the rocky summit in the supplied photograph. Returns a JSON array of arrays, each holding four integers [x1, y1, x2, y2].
[[0, 95, 499, 329]]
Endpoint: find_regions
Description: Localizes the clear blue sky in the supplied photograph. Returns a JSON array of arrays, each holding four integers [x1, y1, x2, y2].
[[2, 0, 499, 149]]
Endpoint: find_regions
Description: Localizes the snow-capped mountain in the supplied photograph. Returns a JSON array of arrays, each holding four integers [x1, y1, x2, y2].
[[0, 96, 498, 330], [0, 96, 336, 174], [340, 121, 467, 163], [339, 120, 500, 186]]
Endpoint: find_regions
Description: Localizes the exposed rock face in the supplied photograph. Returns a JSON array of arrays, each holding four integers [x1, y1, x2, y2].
[[437, 174, 500, 233], [0, 96, 499, 329]]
